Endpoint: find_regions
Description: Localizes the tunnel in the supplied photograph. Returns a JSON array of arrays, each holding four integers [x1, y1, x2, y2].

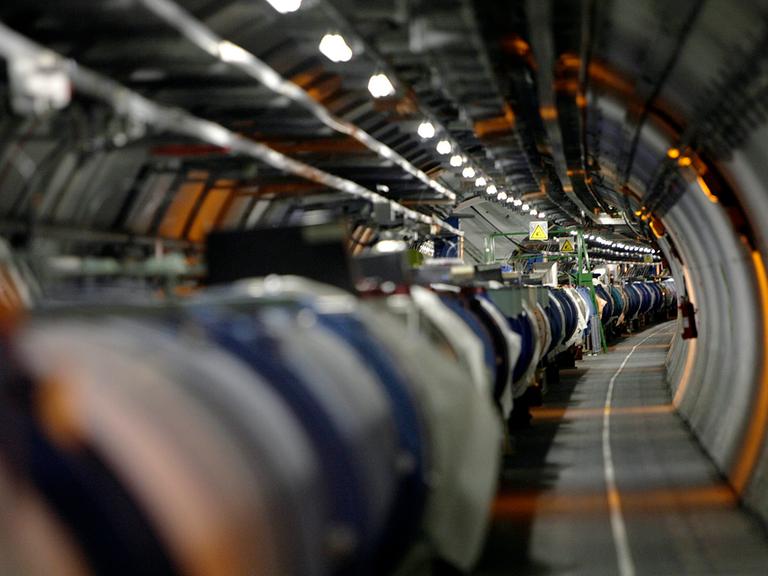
[[0, 0, 767, 574]]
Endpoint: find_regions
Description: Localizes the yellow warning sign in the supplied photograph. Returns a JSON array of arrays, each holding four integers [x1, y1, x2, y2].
[[529, 220, 549, 241], [559, 238, 575, 252]]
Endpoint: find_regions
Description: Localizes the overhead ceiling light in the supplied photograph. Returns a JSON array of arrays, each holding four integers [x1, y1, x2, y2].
[[538, 211, 546, 217], [522, 203, 530, 212], [376, 184, 390, 193], [449, 154, 464, 167], [486, 185, 497, 195], [319, 33, 353, 63], [417, 121, 435, 139], [475, 176, 487, 187], [462, 166, 476, 178], [530, 209, 538, 217], [368, 73, 395, 98], [514, 198, 522, 206], [497, 191, 508, 201], [265, 0, 302, 13], [373, 239, 407, 253], [506, 196, 515, 203], [436, 139, 452, 155]]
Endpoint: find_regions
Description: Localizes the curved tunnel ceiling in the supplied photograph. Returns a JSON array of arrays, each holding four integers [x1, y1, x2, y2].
[[0, 1, 763, 249]]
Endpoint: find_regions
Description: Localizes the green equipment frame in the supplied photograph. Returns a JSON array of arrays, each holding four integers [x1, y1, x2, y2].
[[484, 227, 607, 352]]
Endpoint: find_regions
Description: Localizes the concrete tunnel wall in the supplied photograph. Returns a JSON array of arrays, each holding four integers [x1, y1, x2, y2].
[[591, 6, 768, 517], [658, 146, 768, 524]]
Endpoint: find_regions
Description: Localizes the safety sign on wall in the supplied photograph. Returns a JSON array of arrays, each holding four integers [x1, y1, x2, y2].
[[529, 220, 549, 241], [558, 237, 575, 252]]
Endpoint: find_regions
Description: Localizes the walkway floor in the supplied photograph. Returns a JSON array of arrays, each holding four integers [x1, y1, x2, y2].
[[475, 321, 768, 575]]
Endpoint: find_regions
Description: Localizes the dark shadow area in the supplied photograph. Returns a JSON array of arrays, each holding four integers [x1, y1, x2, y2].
[[473, 367, 586, 575]]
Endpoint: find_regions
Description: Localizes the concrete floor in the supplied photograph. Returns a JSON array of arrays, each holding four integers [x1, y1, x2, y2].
[[475, 322, 768, 575]]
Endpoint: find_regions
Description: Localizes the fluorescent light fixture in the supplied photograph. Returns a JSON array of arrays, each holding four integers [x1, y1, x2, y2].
[[462, 166, 476, 178], [538, 211, 545, 217], [486, 185, 497, 195], [319, 33, 353, 63], [449, 154, 463, 167], [513, 198, 522, 206], [417, 121, 435, 139], [374, 239, 407, 253], [506, 196, 515, 203], [475, 176, 487, 187], [436, 139, 452, 155], [522, 203, 530, 211], [497, 192, 508, 201], [368, 73, 395, 98], [265, 0, 302, 13], [530, 209, 538, 217]]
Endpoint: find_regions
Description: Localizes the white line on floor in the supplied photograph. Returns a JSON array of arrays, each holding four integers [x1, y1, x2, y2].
[[603, 324, 670, 576]]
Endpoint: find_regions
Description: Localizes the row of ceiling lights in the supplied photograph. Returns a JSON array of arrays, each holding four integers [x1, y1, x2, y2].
[[588, 246, 661, 260], [318, 31, 492, 190], [590, 259, 662, 266], [268, 0, 549, 219], [481, 183, 545, 218], [261, 0, 470, 204], [585, 235, 657, 254], [311, 23, 507, 198], [335, 45, 552, 215], [266, 0, 525, 212]]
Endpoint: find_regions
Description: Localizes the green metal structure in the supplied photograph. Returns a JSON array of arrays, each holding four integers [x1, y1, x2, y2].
[[484, 227, 607, 353]]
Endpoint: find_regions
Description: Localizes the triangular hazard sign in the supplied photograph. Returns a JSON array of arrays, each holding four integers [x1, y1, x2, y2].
[[560, 238, 574, 252], [530, 224, 547, 241]]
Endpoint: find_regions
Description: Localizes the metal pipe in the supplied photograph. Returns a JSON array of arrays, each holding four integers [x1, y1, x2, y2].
[[0, 21, 462, 238]]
